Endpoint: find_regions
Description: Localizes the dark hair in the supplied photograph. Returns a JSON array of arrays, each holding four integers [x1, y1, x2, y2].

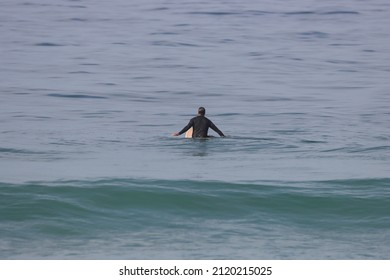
[[198, 107, 206, 115]]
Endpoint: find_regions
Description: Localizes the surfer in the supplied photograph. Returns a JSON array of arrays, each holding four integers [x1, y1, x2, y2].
[[172, 107, 225, 138]]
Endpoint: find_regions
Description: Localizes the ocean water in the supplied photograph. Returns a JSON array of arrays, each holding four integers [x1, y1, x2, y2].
[[0, 0, 389, 259]]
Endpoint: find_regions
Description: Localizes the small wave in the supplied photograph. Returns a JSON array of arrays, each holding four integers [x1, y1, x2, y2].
[[326, 59, 360, 65], [353, 145, 390, 153], [285, 10, 359, 16], [298, 31, 329, 38], [97, 82, 117, 86], [215, 113, 243, 117], [150, 31, 179, 35], [69, 17, 88, 22], [148, 7, 170, 11], [1, 178, 388, 219], [0, 147, 63, 161], [69, 5, 87, 9], [13, 114, 51, 120], [67, 71, 93, 74], [79, 63, 100, 66], [34, 43, 65, 47], [285, 11, 316, 16], [151, 40, 200, 47], [47, 93, 107, 99], [320, 11, 359, 15], [187, 11, 241, 16], [0, 147, 39, 155], [1, 177, 388, 260], [300, 139, 327, 144], [186, 10, 276, 17], [322, 145, 390, 154]]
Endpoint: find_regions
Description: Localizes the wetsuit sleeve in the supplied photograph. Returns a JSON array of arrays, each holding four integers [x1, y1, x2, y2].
[[178, 119, 194, 135], [209, 121, 225, 137]]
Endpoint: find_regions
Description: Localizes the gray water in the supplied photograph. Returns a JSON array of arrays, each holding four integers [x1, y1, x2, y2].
[[1, 0, 390, 259]]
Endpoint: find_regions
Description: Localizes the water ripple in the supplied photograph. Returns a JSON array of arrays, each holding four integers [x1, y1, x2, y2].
[[47, 93, 108, 99]]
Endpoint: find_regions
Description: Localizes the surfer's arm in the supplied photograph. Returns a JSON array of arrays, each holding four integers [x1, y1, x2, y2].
[[173, 120, 193, 136], [209, 121, 225, 137]]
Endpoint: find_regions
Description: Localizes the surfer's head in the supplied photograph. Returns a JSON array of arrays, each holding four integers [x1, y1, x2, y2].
[[198, 107, 206, 116]]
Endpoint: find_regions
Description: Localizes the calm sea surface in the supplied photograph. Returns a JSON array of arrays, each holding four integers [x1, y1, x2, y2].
[[0, 0, 389, 259]]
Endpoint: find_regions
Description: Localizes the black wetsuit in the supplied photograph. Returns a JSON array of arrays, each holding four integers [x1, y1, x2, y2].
[[178, 115, 225, 137]]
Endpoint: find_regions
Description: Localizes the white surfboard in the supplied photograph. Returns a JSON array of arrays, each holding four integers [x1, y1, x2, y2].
[[185, 127, 193, 138]]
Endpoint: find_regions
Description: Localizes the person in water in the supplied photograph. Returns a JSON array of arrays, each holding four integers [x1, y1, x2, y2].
[[172, 107, 225, 138]]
